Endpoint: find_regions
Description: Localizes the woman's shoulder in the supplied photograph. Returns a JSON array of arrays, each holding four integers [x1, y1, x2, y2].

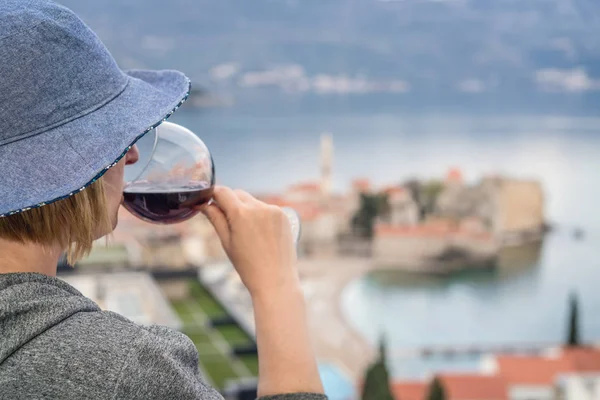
[[82, 312, 220, 399], [43, 309, 219, 399], [52, 308, 199, 366]]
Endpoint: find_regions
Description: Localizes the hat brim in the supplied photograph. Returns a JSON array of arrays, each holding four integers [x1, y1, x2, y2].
[[0, 69, 190, 216]]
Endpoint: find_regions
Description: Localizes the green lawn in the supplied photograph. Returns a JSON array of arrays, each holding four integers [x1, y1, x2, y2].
[[215, 325, 253, 347], [239, 354, 259, 376], [188, 280, 228, 318], [201, 356, 239, 389], [171, 301, 196, 325], [169, 279, 259, 390], [185, 330, 213, 345]]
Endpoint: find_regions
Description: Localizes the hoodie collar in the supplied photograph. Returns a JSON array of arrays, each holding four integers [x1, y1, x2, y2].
[[0, 273, 100, 364]]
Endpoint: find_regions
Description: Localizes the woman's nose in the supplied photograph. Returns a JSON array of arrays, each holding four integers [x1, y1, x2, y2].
[[126, 144, 140, 165]]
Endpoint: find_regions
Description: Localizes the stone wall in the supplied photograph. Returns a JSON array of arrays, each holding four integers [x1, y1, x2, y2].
[[373, 233, 497, 266], [373, 235, 448, 265], [495, 179, 544, 235]]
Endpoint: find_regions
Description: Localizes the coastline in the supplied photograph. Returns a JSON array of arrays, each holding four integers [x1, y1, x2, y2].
[[196, 240, 548, 384], [297, 257, 376, 381]]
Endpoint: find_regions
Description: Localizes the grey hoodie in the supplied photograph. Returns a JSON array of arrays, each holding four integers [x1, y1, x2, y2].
[[0, 273, 327, 400]]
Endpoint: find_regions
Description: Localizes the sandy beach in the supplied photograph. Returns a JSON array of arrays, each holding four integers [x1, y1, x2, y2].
[[298, 257, 376, 381]]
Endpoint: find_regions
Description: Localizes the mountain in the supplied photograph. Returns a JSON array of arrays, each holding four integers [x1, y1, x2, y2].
[[57, 0, 600, 114]]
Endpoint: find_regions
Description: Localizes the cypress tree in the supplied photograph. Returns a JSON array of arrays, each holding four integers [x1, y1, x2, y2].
[[426, 377, 446, 400], [566, 292, 581, 347], [361, 336, 394, 400]]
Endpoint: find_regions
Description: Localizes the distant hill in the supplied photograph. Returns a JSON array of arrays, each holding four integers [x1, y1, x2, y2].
[[58, 0, 600, 114], [183, 84, 233, 109]]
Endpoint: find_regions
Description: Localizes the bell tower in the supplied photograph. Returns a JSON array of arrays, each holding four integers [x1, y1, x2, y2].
[[320, 133, 333, 202]]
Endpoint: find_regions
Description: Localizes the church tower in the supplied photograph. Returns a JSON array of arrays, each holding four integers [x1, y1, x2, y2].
[[320, 133, 333, 202]]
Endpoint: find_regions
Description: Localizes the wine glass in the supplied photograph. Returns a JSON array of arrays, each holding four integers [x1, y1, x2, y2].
[[123, 122, 301, 243]]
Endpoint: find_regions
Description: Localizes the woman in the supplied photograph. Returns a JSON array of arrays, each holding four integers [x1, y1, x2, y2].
[[0, 1, 325, 399]]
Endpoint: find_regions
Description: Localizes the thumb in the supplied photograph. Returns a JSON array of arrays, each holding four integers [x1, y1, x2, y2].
[[200, 203, 230, 245]]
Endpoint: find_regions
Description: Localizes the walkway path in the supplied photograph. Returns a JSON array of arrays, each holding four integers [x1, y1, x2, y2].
[[297, 257, 377, 381]]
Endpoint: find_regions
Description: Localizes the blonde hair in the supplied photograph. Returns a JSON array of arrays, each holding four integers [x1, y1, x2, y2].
[[0, 178, 112, 265]]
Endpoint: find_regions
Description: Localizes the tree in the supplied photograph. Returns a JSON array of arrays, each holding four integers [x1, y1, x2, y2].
[[421, 180, 444, 216], [361, 336, 394, 400], [426, 377, 446, 400], [403, 179, 443, 220], [353, 193, 389, 238], [566, 292, 581, 347]]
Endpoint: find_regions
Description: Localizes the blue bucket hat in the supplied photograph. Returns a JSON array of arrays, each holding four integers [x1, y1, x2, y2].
[[0, 0, 190, 217]]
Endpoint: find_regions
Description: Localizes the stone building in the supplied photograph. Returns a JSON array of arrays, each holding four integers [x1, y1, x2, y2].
[[435, 171, 545, 243], [488, 177, 545, 239], [435, 169, 495, 228], [382, 186, 419, 226]]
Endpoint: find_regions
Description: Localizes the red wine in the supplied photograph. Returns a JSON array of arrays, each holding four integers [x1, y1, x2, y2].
[[123, 184, 213, 224]]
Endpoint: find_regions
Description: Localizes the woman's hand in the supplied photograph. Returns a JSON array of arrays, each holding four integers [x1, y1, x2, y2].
[[198, 185, 299, 297], [198, 185, 324, 396]]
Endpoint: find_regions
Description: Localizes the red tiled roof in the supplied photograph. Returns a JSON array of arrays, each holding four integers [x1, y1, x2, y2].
[[288, 182, 321, 193], [391, 349, 600, 400], [495, 348, 600, 386], [392, 381, 426, 400], [383, 185, 405, 195], [393, 375, 508, 400], [562, 347, 600, 372], [495, 355, 571, 386], [439, 373, 508, 400], [447, 167, 463, 183], [352, 178, 371, 190], [374, 224, 492, 241]]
